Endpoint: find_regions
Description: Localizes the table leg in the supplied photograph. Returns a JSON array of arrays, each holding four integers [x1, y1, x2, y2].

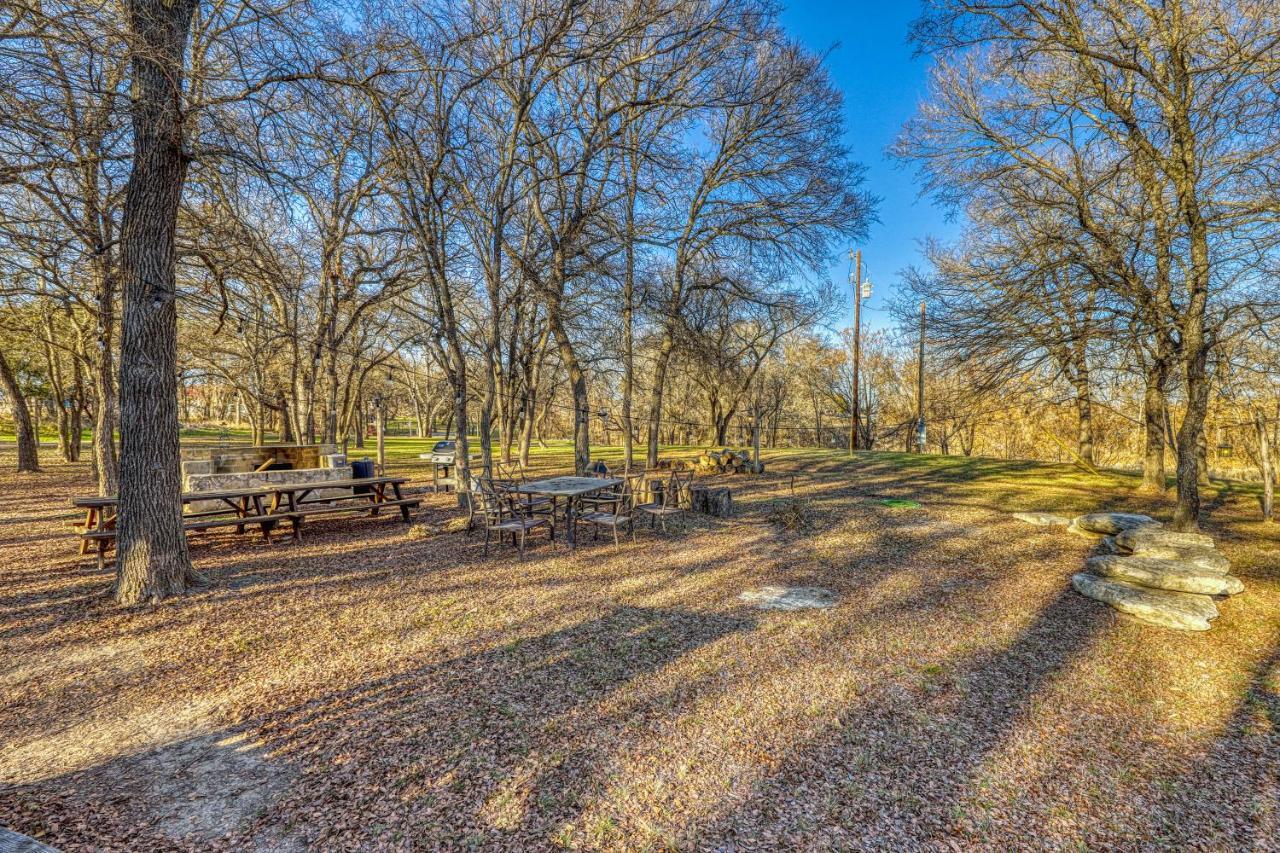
[[79, 508, 96, 555], [287, 490, 301, 542], [236, 496, 248, 535], [566, 497, 576, 550], [254, 495, 272, 543], [392, 482, 411, 522]]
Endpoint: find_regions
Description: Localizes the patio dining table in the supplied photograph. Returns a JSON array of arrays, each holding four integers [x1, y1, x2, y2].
[[512, 476, 622, 549]]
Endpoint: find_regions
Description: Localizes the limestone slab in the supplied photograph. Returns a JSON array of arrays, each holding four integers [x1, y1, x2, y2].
[[1012, 511, 1072, 527], [1072, 512, 1160, 535], [1114, 527, 1215, 552], [739, 586, 837, 611], [1085, 555, 1244, 596], [1071, 573, 1218, 631]]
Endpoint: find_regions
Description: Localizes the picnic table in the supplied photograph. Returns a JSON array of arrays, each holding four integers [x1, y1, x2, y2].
[[265, 476, 419, 530], [513, 476, 622, 549], [70, 476, 419, 568]]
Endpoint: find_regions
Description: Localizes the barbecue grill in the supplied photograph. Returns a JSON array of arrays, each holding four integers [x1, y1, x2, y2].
[[422, 440, 478, 492]]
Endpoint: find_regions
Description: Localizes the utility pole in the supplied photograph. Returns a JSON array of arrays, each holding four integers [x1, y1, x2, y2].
[[751, 394, 761, 472], [849, 249, 862, 455], [916, 300, 926, 453]]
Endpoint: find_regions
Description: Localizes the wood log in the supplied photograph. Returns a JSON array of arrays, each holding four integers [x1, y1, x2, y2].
[[690, 485, 732, 517]]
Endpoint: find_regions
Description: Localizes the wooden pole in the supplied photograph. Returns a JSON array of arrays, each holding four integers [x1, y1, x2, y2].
[[1257, 409, 1274, 522], [916, 300, 926, 453], [752, 397, 761, 470], [376, 398, 386, 474], [850, 249, 862, 454]]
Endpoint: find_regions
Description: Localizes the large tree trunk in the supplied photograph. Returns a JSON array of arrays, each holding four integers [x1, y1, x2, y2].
[[1172, 345, 1209, 531], [1073, 376, 1094, 466], [1256, 409, 1274, 523], [0, 350, 39, 472], [1140, 358, 1169, 492], [646, 333, 674, 468], [555, 331, 589, 474], [114, 0, 199, 605]]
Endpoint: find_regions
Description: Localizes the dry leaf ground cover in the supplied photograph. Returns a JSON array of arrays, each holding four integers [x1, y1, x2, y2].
[[1, 443, 1277, 850]]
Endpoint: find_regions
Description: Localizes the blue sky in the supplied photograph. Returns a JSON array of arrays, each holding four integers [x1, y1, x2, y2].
[[779, 1, 960, 333]]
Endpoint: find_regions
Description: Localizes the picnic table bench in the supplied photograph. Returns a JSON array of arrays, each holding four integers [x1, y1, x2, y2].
[[71, 476, 420, 568]]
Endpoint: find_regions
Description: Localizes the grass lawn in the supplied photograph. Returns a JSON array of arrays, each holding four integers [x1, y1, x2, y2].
[[1, 445, 1276, 849]]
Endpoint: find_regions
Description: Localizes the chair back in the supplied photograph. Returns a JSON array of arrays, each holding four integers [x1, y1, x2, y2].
[[666, 469, 693, 508], [496, 460, 526, 483], [474, 477, 510, 520], [619, 472, 644, 511]]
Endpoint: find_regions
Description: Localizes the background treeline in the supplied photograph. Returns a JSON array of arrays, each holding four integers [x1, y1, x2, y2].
[[0, 0, 871, 496], [2, 0, 1279, 537]]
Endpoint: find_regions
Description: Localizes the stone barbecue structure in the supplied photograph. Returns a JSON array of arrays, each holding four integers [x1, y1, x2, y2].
[[180, 444, 354, 511]]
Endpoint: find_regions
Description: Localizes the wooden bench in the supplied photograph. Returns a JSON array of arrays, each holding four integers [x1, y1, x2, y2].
[[184, 513, 286, 541], [72, 477, 420, 565], [281, 497, 420, 541]]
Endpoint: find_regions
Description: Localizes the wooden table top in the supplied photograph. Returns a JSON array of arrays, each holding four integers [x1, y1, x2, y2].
[[72, 487, 274, 507], [514, 476, 622, 498]]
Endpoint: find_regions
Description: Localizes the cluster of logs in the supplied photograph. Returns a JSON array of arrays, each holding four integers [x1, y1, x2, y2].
[[694, 448, 765, 475]]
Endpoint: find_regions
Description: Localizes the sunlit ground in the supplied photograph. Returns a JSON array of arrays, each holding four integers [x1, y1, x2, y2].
[[1, 444, 1276, 849]]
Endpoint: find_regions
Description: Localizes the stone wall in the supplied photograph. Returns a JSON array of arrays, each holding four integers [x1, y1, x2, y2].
[[184, 465, 354, 513], [180, 444, 339, 473]]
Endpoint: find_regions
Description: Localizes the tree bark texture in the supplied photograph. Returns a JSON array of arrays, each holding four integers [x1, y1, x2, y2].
[[114, 0, 199, 605], [0, 349, 40, 472]]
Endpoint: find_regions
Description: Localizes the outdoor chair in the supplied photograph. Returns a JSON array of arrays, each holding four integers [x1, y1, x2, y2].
[[475, 477, 553, 557], [636, 469, 693, 533], [576, 473, 642, 549], [495, 461, 555, 517]]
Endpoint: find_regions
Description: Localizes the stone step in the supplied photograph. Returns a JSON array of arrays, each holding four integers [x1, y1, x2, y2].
[[1012, 511, 1072, 527], [1127, 543, 1230, 573], [1072, 512, 1161, 535], [1085, 555, 1244, 596], [1114, 527, 1215, 552], [1071, 573, 1218, 631]]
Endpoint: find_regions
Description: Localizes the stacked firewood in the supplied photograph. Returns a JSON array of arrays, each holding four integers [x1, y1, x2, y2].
[[694, 447, 764, 475]]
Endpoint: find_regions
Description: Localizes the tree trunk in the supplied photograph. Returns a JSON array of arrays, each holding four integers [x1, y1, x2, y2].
[[1073, 374, 1094, 467], [1140, 360, 1168, 492], [114, 0, 199, 605], [1172, 348, 1209, 532], [1256, 410, 1274, 523], [547, 308, 588, 474], [0, 350, 39, 472], [646, 333, 674, 468]]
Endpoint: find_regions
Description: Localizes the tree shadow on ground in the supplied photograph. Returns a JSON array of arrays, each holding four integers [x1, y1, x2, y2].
[[1, 605, 758, 850], [682, 586, 1114, 848], [1136, 641, 1280, 847]]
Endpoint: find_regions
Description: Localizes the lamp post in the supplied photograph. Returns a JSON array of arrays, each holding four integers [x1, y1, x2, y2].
[[916, 300, 926, 453]]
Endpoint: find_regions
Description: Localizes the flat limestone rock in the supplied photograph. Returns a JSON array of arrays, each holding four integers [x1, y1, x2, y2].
[[0, 828, 60, 853], [1072, 512, 1161, 535], [1072, 573, 1218, 631], [1129, 543, 1231, 573], [1067, 519, 1105, 539], [1085, 555, 1244, 596], [1115, 527, 1215, 552], [739, 586, 836, 611], [1013, 511, 1072, 527]]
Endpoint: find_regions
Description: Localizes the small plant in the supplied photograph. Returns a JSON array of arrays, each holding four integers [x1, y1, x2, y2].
[[769, 496, 815, 531]]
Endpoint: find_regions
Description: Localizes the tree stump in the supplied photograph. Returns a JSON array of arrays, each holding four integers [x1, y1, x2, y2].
[[691, 485, 732, 517], [643, 478, 665, 506]]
